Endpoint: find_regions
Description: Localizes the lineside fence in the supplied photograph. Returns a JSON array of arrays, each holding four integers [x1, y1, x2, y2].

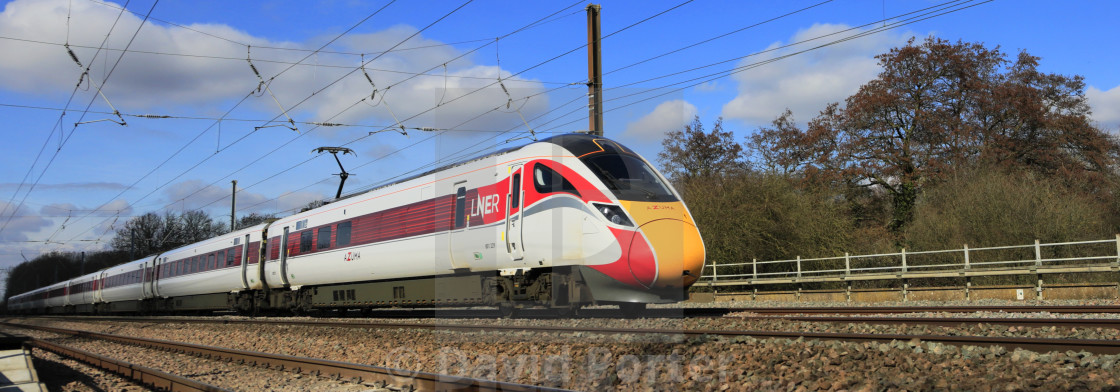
[[699, 235, 1120, 302]]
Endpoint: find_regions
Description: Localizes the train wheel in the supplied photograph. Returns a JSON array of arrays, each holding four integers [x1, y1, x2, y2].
[[619, 302, 646, 318], [553, 305, 581, 318], [498, 302, 519, 319]]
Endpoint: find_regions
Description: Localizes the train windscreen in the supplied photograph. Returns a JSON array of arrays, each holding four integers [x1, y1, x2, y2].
[[581, 153, 678, 202]]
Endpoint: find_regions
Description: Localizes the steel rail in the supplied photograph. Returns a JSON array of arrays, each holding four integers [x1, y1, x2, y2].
[[714, 305, 1120, 315], [736, 315, 1120, 329], [27, 338, 229, 392], [30, 311, 1120, 331], [19, 314, 1120, 355], [29, 311, 1120, 330], [3, 322, 570, 392]]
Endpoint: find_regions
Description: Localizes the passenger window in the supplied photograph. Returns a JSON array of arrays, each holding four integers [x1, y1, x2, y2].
[[511, 173, 521, 208], [300, 230, 313, 252], [534, 164, 580, 197], [454, 187, 466, 229], [208, 254, 216, 270], [336, 221, 351, 247], [227, 250, 235, 266], [318, 226, 331, 250]]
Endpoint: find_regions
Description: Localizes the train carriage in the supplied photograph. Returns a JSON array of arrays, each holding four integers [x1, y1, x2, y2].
[[65, 272, 101, 313], [6, 134, 706, 317], [98, 257, 152, 313], [41, 281, 69, 313], [155, 224, 266, 312]]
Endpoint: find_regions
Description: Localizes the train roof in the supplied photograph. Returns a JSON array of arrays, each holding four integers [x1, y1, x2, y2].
[[334, 133, 629, 202]]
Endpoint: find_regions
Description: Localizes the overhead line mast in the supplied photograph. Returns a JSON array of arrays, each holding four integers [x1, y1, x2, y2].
[[587, 3, 603, 136]]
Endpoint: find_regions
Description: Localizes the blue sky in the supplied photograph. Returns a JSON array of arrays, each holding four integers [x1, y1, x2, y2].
[[1, 0, 1118, 277]]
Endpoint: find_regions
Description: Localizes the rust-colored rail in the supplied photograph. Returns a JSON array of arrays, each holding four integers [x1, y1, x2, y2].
[[714, 305, 1120, 315], [19, 315, 1120, 355], [27, 338, 229, 392], [31, 311, 1120, 332], [737, 315, 1120, 329], [4, 322, 570, 392]]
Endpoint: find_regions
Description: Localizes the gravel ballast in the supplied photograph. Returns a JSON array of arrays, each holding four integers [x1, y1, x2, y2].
[[8, 312, 1120, 391]]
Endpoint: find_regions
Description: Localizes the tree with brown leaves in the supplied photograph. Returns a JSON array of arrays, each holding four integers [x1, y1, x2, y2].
[[752, 37, 1119, 232]]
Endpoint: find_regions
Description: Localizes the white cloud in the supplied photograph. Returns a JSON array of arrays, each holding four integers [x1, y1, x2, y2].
[[40, 199, 133, 217], [163, 180, 326, 216], [1087, 85, 1120, 132], [0, 182, 127, 192], [721, 23, 915, 126], [694, 81, 721, 92], [0, 201, 52, 242], [0, 0, 548, 133], [624, 99, 698, 141]]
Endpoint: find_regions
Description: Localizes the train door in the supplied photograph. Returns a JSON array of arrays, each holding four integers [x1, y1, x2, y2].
[[278, 227, 291, 286], [263, 227, 291, 288], [449, 181, 470, 268], [506, 165, 525, 261], [95, 272, 105, 303], [240, 234, 251, 289], [141, 260, 153, 299], [151, 257, 163, 297]]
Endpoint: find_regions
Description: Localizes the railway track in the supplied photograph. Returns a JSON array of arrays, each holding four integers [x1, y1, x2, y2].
[[17, 313, 1120, 355], [3, 321, 570, 392], [31, 305, 1120, 330], [711, 304, 1120, 315], [12, 304, 1116, 320], [731, 315, 1120, 329], [28, 338, 230, 392]]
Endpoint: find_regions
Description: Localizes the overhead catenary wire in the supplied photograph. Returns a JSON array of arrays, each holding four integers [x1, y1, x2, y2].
[[0, 102, 572, 133], [602, 0, 835, 76], [0, 35, 575, 85], [10, 0, 797, 241], [142, 0, 479, 209], [230, 0, 701, 209], [0, 0, 134, 226], [538, 0, 996, 135], [0, 0, 155, 238], [342, 1, 997, 200], [607, 0, 978, 90], [39, 0, 990, 250], [48, 0, 405, 244], [136, 1, 589, 218], [84, 0, 580, 58], [55, 0, 493, 244], [4, 0, 600, 230]]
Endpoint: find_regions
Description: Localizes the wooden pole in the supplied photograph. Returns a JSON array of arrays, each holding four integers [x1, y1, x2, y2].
[[586, 4, 603, 136]]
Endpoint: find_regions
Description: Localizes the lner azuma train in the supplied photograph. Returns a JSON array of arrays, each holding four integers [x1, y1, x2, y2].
[[7, 134, 706, 317]]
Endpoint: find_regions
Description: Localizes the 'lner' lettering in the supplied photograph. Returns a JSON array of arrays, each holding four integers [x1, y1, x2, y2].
[[471, 194, 501, 217]]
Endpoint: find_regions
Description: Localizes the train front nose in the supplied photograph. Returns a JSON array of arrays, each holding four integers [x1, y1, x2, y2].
[[629, 218, 705, 288], [619, 201, 706, 289]]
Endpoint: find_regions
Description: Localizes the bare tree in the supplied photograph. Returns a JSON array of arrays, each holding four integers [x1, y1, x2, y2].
[[657, 116, 745, 183]]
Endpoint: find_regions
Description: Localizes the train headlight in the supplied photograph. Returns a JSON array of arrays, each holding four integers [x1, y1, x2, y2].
[[592, 203, 633, 227]]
